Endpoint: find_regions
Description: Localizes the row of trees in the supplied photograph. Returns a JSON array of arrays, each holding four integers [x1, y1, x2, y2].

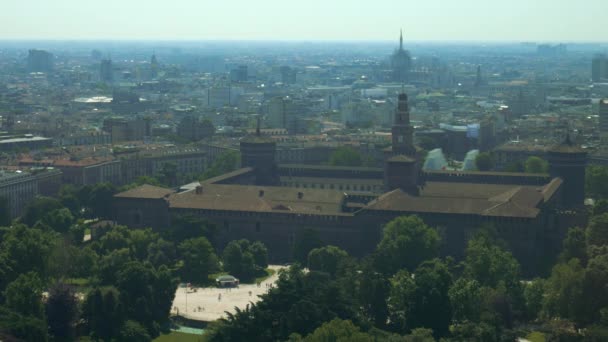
[[0, 187, 271, 341], [206, 213, 608, 341]]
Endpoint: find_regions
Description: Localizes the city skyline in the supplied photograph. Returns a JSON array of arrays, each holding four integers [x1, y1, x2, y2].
[[2, 0, 607, 42]]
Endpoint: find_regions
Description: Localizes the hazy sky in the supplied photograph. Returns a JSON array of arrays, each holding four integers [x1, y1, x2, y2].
[[1, 0, 605, 41]]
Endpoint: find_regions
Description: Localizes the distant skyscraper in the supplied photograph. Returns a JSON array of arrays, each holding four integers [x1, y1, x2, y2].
[[592, 54, 608, 83], [280, 66, 297, 84], [27, 49, 53, 72], [600, 99, 608, 135], [230, 65, 248, 82], [390, 30, 412, 83], [100, 59, 113, 83], [150, 53, 159, 79], [474, 65, 483, 87]]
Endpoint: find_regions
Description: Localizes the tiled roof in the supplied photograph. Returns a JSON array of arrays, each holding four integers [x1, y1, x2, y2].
[[114, 184, 175, 199]]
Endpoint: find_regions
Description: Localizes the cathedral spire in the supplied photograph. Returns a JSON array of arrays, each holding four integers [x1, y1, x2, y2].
[[399, 29, 403, 50]]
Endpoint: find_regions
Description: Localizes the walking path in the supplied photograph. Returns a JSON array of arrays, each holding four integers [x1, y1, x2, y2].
[[171, 265, 285, 322]]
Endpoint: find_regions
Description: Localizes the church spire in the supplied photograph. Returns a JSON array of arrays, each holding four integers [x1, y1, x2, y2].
[[399, 29, 403, 50]]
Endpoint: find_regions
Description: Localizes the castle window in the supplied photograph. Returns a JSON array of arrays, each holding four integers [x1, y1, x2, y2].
[[255, 222, 261, 232], [224, 220, 230, 232]]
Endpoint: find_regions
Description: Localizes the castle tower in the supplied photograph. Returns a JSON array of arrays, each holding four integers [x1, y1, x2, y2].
[[240, 117, 278, 185], [547, 134, 587, 208], [385, 92, 420, 194], [391, 93, 416, 156]]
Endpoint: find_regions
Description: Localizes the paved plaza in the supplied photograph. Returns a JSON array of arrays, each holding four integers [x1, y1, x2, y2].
[[171, 265, 285, 322]]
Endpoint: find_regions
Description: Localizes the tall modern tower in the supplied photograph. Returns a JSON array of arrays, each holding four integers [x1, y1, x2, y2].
[[390, 30, 412, 83], [100, 59, 113, 83], [592, 54, 608, 83]]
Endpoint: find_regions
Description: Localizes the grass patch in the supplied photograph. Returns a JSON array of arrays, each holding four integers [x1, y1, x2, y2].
[[153, 332, 204, 342], [526, 331, 546, 342], [65, 278, 90, 286]]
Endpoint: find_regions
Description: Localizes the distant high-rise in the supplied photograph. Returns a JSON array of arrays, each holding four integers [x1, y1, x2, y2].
[[592, 54, 608, 83], [100, 59, 113, 83], [230, 65, 248, 82], [150, 53, 159, 79], [474, 65, 483, 87], [280, 66, 297, 84], [600, 99, 608, 134], [27, 49, 53, 72], [390, 30, 412, 83]]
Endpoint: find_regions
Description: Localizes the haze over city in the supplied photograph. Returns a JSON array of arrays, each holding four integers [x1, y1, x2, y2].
[[2, 1, 608, 342], [2, 0, 607, 41]]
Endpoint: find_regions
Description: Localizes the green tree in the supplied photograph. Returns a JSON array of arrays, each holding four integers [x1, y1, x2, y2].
[[448, 278, 482, 323], [41, 208, 74, 234], [581, 254, 608, 324], [357, 261, 389, 328], [21, 197, 62, 227], [329, 146, 363, 167], [0, 225, 58, 287], [463, 231, 520, 289], [404, 328, 436, 342], [587, 213, 608, 247], [201, 150, 240, 180], [302, 319, 373, 342], [0, 306, 48, 342], [46, 283, 78, 341], [87, 182, 117, 219], [542, 259, 586, 324], [308, 245, 349, 276], [99, 248, 132, 284], [388, 269, 416, 333], [592, 199, 608, 216], [524, 156, 548, 174], [375, 216, 440, 274], [147, 238, 176, 268], [4, 271, 45, 319], [119, 320, 151, 342], [586, 166, 608, 199], [179, 237, 219, 284], [222, 240, 259, 281], [523, 278, 545, 321], [408, 259, 453, 337], [83, 287, 125, 341], [250, 241, 269, 269], [559, 227, 588, 265], [475, 152, 494, 171], [293, 229, 324, 265], [58, 185, 81, 216]]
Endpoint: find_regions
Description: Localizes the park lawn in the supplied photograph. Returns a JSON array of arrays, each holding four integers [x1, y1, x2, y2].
[[526, 331, 546, 342], [153, 331, 204, 342]]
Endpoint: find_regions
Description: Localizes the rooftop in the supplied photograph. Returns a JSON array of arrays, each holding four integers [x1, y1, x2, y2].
[[168, 184, 346, 215], [115, 184, 175, 199]]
